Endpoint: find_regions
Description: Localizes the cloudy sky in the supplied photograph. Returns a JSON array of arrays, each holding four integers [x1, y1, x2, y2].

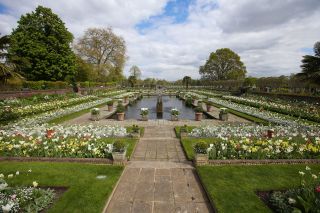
[[0, 0, 319, 80]]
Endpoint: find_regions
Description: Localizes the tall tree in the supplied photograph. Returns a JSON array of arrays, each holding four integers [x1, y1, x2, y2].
[[9, 6, 76, 81], [297, 41, 320, 84], [182, 76, 191, 90], [199, 48, 246, 80], [128, 75, 137, 87], [129, 65, 141, 79], [75, 28, 126, 81], [0, 35, 24, 84]]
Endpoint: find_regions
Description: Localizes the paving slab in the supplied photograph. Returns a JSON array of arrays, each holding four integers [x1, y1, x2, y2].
[[104, 126, 213, 213]]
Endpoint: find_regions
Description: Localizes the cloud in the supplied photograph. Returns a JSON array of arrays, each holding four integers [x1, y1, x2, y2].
[[0, 0, 319, 80]]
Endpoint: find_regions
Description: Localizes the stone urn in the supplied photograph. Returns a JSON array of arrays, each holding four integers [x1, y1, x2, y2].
[[117, 112, 125, 121], [195, 153, 208, 165], [108, 104, 113, 111], [112, 150, 127, 163], [206, 104, 213, 112], [219, 109, 228, 121], [171, 115, 179, 121], [91, 114, 100, 121], [141, 115, 148, 121], [195, 112, 203, 121]]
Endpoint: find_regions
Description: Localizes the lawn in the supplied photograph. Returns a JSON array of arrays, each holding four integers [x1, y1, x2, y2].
[[0, 161, 123, 213], [197, 164, 320, 213], [180, 137, 212, 160]]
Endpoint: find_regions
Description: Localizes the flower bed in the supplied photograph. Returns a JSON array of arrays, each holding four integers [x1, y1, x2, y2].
[[180, 125, 320, 160], [0, 169, 55, 212], [0, 125, 138, 159], [222, 95, 320, 123]]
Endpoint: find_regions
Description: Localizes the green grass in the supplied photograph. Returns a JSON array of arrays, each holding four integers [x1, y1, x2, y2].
[[174, 126, 195, 138], [180, 137, 213, 160], [197, 164, 320, 213], [48, 102, 108, 124], [209, 102, 269, 125], [0, 162, 123, 213]]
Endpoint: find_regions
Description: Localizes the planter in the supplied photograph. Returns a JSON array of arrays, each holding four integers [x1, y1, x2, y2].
[[195, 153, 208, 165], [117, 112, 125, 121], [195, 112, 203, 121], [171, 115, 179, 121], [108, 105, 113, 111], [180, 132, 188, 138], [219, 112, 228, 121], [141, 115, 148, 121], [206, 105, 213, 112], [112, 150, 127, 163], [131, 132, 140, 138], [91, 114, 100, 121]]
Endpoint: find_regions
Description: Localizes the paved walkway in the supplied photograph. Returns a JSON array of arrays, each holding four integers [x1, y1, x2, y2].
[[105, 127, 213, 213]]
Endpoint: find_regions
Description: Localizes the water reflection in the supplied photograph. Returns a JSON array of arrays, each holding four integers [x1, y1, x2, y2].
[[124, 96, 209, 120]]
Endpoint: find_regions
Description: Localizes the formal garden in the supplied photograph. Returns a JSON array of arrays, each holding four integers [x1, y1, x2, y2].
[[1, 3, 320, 213]]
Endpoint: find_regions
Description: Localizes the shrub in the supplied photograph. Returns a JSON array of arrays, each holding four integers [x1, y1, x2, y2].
[[194, 141, 209, 154], [132, 125, 140, 133], [185, 97, 193, 107], [91, 108, 100, 115], [113, 140, 126, 153], [107, 100, 114, 106], [195, 105, 204, 113], [116, 103, 125, 113]]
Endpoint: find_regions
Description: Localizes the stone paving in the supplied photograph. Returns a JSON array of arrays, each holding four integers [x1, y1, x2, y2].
[[104, 126, 213, 213]]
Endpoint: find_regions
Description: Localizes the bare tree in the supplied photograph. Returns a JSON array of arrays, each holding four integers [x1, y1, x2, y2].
[[75, 28, 126, 78]]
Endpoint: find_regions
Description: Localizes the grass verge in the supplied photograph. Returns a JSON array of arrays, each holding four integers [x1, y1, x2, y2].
[[197, 164, 320, 213], [0, 162, 123, 213], [48, 102, 108, 124], [180, 137, 212, 160], [209, 102, 269, 125]]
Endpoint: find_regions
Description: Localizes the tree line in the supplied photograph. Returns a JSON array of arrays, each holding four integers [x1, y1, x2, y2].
[[0, 6, 126, 86]]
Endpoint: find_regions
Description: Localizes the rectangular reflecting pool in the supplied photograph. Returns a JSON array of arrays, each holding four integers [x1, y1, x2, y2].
[[121, 95, 210, 120]]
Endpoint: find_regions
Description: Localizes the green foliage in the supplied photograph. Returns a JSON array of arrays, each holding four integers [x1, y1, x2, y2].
[[116, 102, 125, 113], [298, 41, 320, 85], [128, 75, 137, 87], [194, 105, 204, 113], [9, 6, 76, 81], [200, 48, 247, 80], [182, 76, 191, 90], [185, 96, 193, 107], [113, 140, 126, 152], [194, 141, 209, 154], [107, 100, 114, 106]]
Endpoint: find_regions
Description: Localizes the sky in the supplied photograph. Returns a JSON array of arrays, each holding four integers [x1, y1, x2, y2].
[[0, 0, 319, 80]]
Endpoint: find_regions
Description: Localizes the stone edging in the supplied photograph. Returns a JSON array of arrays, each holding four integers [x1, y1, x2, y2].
[[208, 159, 320, 165], [0, 157, 113, 164]]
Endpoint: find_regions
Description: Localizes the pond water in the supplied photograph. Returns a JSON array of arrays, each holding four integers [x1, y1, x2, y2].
[[122, 95, 209, 120]]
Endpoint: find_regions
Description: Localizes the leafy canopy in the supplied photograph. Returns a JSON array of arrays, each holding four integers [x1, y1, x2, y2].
[[9, 6, 76, 81], [297, 41, 320, 84], [199, 48, 246, 80]]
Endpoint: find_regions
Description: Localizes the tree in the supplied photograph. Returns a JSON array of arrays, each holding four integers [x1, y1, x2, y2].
[[0, 35, 24, 84], [297, 41, 320, 84], [129, 65, 141, 79], [199, 48, 246, 80], [128, 75, 137, 87], [182, 76, 191, 90], [9, 6, 76, 81], [75, 28, 126, 81], [74, 56, 96, 82]]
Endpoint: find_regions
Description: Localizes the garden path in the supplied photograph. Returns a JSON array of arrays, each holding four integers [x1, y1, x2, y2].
[[104, 126, 213, 213]]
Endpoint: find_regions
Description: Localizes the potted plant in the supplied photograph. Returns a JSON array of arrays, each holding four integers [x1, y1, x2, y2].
[[267, 129, 274, 138], [219, 108, 228, 121], [130, 124, 140, 138], [124, 96, 129, 103], [195, 105, 204, 121], [206, 101, 213, 112], [91, 108, 100, 121], [194, 141, 209, 165], [107, 100, 114, 111], [112, 140, 127, 163], [140, 108, 149, 121], [116, 103, 125, 121], [180, 125, 188, 138], [185, 97, 193, 107], [171, 108, 180, 121]]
